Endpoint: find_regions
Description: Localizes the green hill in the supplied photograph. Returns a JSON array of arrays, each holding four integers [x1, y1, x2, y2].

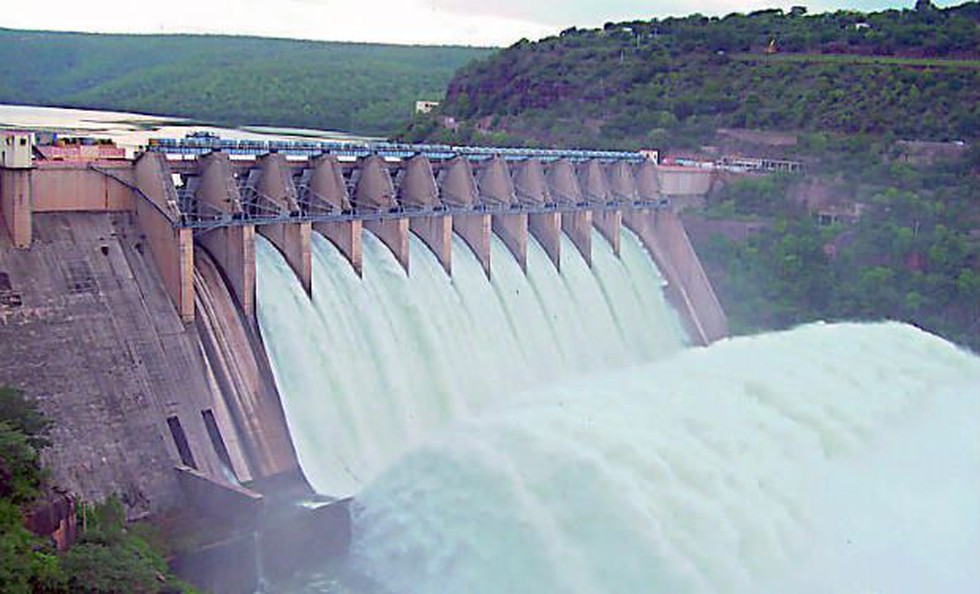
[[0, 29, 490, 135], [399, 1, 980, 352], [403, 1, 980, 148]]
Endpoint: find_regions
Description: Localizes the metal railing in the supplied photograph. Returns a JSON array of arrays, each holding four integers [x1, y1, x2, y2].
[[177, 197, 671, 233], [146, 138, 648, 164]]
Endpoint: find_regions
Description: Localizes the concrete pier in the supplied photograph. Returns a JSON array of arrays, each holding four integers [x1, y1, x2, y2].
[[547, 159, 584, 205], [400, 155, 451, 273], [634, 160, 661, 201], [306, 155, 352, 213], [592, 209, 622, 256], [562, 210, 593, 266], [512, 158, 550, 207], [196, 153, 256, 320], [492, 213, 528, 273], [356, 155, 408, 271], [437, 156, 479, 208], [529, 212, 561, 271], [477, 156, 516, 208], [397, 155, 440, 210], [134, 152, 195, 322], [607, 160, 639, 203], [314, 221, 363, 276], [354, 155, 397, 211], [477, 156, 527, 270], [577, 159, 610, 204], [410, 216, 452, 274], [307, 155, 361, 274], [365, 218, 410, 273], [453, 213, 491, 279], [253, 154, 312, 295], [439, 157, 490, 276]]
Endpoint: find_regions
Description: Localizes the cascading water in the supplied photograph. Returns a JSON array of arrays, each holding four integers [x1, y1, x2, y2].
[[256, 229, 980, 593], [256, 229, 685, 496]]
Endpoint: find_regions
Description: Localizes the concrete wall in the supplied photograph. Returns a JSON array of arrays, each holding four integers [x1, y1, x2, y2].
[[623, 208, 728, 345], [32, 165, 134, 212], [657, 167, 715, 197], [0, 212, 226, 516], [651, 210, 728, 343], [175, 465, 263, 525], [193, 250, 301, 482], [0, 168, 32, 248]]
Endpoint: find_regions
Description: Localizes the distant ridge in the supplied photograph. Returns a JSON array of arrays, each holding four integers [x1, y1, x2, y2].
[[0, 28, 491, 135]]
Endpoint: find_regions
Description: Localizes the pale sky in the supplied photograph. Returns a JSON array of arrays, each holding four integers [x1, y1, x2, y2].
[[0, 1, 960, 46]]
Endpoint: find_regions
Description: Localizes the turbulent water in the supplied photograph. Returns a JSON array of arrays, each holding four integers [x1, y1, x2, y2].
[[256, 229, 980, 593]]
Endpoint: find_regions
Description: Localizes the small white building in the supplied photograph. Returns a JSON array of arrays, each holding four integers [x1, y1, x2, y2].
[[415, 101, 441, 115], [640, 149, 660, 164], [1, 131, 33, 168]]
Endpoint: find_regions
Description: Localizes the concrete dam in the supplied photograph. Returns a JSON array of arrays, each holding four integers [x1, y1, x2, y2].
[[0, 132, 725, 526]]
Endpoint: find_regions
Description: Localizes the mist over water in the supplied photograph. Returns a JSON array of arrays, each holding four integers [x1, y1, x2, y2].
[[255, 229, 980, 593]]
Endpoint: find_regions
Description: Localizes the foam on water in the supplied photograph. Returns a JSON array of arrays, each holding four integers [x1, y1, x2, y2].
[[349, 323, 980, 594], [256, 228, 980, 593]]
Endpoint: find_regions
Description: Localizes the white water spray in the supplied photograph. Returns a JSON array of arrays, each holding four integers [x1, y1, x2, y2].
[[256, 229, 980, 593], [349, 322, 980, 594]]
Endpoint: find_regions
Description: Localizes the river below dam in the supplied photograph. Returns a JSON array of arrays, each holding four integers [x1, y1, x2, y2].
[[255, 226, 980, 593]]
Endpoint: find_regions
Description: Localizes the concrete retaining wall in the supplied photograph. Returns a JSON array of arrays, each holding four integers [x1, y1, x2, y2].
[[0, 212, 225, 516], [0, 169, 32, 248], [31, 165, 134, 212], [623, 208, 728, 345]]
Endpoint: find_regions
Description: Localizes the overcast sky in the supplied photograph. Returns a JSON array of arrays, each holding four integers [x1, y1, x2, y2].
[[0, 1, 961, 46]]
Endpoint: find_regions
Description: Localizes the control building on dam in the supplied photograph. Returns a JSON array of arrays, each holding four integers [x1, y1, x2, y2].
[[0, 131, 726, 521]]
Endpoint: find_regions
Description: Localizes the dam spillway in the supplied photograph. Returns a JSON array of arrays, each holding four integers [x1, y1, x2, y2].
[[255, 228, 686, 496], [0, 132, 726, 518]]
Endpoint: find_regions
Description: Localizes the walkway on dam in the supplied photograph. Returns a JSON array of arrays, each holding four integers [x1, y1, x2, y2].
[[139, 138, 662, 233]]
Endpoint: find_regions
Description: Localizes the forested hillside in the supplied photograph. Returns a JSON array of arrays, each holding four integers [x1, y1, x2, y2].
[[403, 1, 979, 148], [0, 29, 489, 135]]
